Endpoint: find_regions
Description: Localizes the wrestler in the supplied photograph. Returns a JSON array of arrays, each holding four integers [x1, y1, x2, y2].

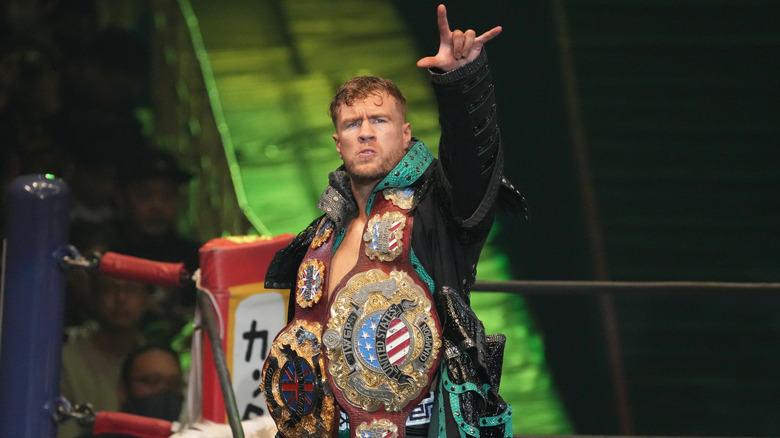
[[263, 4, 525, 437]]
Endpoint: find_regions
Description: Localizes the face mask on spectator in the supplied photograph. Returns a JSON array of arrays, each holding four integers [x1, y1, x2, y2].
[[123, 389, 183, 422]]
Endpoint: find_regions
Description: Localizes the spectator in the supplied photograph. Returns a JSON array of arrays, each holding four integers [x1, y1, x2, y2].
[[114, 146, 201, 343], [71, 345, 184, 438], [119, 345, 185, 423], [54, 112, 146, 226], [60, 273, 152, 438], [64, 222, 120, 327]]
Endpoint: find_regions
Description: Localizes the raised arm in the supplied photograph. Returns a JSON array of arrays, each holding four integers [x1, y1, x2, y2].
[[421, 5, 510, 227], [416, 4, 502, 72]]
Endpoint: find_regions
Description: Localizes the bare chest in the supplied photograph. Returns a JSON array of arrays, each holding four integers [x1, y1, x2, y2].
[[327, 217, 365, 297]]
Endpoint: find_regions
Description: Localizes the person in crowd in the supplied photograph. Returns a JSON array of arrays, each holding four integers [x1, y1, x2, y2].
[[70, 345, 185, 438], [60, 272, 152, 438], [118, 345, 185, 423], [47, 111, 145, 228], [64, 222, 121, 327], [0, 3, 151, 233], [113, 146, 201, 343]]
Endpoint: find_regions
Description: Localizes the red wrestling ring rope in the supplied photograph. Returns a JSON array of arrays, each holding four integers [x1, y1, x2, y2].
[[99, 251, 190, 288], [92, 412, 176, 437]]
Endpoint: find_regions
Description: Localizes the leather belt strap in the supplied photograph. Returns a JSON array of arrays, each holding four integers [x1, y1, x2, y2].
[[263, 217, 339, 437], [323, 190, 442, 438]]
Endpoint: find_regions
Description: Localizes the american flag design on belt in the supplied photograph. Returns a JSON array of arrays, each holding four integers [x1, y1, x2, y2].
[[363, 211, 406, 262], [385, 318, 412, 365], [357, 313, 412, 371], [355, 419, 398, 438]]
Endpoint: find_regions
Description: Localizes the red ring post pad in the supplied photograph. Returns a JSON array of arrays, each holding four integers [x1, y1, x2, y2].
[[99, 251, 189, 288], [92, 412, 175, 438]]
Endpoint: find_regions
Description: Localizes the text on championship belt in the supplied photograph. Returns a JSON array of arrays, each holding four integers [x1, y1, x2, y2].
[[323, 269, 441, 413]]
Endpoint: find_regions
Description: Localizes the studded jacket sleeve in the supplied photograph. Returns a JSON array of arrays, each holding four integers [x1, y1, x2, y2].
[[428, 50, 518, 228]]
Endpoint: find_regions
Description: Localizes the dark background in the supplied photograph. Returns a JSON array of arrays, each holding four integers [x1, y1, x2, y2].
[[394, 1, 780, 436]]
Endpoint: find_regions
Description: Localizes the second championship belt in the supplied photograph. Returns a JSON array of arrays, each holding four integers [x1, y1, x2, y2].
[[262, 218, 339, 437], [322, 188, 443, 438]]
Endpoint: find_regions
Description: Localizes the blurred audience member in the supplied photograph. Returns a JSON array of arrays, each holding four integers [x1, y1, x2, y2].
[[64, 222, 120, 327], [119, 345, 185, 423], [0, 2, 152, 232], [70, 345, 185, 438], [114, 146, 201, 342], [60, 273, 152, 438], [54, 112, 145, 226]]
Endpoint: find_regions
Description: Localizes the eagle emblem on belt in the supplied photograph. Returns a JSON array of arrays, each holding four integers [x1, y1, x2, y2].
[[383, 187, 415, 210]]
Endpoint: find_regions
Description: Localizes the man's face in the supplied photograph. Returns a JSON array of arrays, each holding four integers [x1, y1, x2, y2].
[[332, 91, 411, 186], [127, 350, 183, 400], [93, 275, 150, 332], [123, 177, 180, 238]]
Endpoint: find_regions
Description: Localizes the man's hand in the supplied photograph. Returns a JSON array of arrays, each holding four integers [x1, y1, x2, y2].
[[416, 4, 502, 72]]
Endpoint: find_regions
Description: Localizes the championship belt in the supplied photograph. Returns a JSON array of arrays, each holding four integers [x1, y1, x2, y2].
[[322, 189, 443, 438], [262, 218, 339, 437]]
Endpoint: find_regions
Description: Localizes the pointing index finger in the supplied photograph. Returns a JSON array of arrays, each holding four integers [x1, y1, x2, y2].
[[436, 4, 452, 42]]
